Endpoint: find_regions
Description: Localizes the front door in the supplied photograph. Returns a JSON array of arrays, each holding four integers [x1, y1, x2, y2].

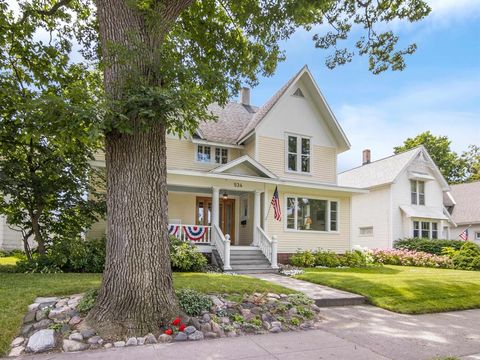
[[196, 197, 235, 244]]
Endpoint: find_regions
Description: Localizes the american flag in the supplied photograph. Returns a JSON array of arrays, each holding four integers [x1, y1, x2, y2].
[[271, 186, 281, 221], [459, 227, 469, 241]]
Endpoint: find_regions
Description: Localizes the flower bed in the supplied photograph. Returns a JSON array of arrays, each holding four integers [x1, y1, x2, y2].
[[369, 249, 453, 268]]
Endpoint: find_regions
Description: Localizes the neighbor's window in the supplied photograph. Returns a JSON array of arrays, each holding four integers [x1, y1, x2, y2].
[[476, 232, 480, 241], [413, 220, 438, 239], [411, 180, 425, 205], [286, 134, 311, 173], [197, 145, 228, 164], [413, 221, 420, 237], [359, 227, 373, 236], [421, 221, 430, 238], [432, 222, 438, 239], [286, 197, 338, 232]]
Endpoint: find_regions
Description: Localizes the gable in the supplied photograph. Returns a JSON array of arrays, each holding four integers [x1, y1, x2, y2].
[[210, 155, 277, 178]]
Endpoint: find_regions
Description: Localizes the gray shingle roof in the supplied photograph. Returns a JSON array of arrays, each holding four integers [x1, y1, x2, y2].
[[450, 181, 480, 224], [338, 147, 420, 188]]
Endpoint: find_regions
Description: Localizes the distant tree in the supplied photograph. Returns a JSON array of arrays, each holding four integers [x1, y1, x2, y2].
[[462, 145, 480, 182], [394, 131, 466, 183]]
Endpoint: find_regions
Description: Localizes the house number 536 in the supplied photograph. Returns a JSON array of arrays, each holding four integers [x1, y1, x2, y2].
[[234, 182, 243, 188]]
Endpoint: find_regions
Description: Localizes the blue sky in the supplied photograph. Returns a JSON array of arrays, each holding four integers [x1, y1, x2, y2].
[[244, 0, 480, 171]]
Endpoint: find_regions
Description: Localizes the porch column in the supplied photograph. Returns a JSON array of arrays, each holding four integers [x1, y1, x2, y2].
[[253, 190, 262, 246], [211, 186, 220, 230]]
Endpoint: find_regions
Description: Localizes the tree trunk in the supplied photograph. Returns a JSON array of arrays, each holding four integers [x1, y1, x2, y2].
[[31, 215, 45, 255], [86, 0, 191, 337]]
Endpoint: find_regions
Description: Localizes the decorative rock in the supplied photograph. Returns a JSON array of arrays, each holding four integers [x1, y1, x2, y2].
[[34, 297, 58, 304], [38, 302, 56, 311], [226, 331, 237, 338], [288, 308, 297, 316], [210, 322, 224, 337], [267, 293, 280, 299], [220, 317, 230, 325], [23, 310, 36, 324], [271, 321, 282, 328], [113, 341, 125, 348], [188, 317, 201, 329], [21, 324, 33, 337], [137, 337, 146, 345], [11, 337, 25, 347], [144, 333, 157, 344], [104, 343, 113, 349], [63, 339, 89, 352], [200, 323, 212, 333], [210, 296, 224, 308], [69, 333, 83, 341], [59, 324, 71, 335], [126, 337, 137, 346], [158, 334, 173, 343], [69, 316, 82, 326], [35, 310, 47, 322], [263, 321, 271, 330], [184, 326, 196, 335], [174, 332, 187, 342], [48, 307, 69, 321], [269, 326, 281, 333], [26, 329, 56, 353], [80, 328, 96, 339], [8, 346, 25, 357], [251, 307, 262, 315], [261, 313, 274, 322], [56, 300, 68, 308], [28, 303, 40, 312], [88, 336, 103, 345], [188, 330, 204, 341], [204, 332, 218, 339], [33, 319, 52, 330], [202, 313, 211, 323], [240, 309, 254, 321]]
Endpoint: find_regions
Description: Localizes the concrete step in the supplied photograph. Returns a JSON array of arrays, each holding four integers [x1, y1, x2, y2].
[[230, 254, 266, 260], [230, 259, 270, 265], [227, 268, 278, 274], [229, 250, 264, 255]]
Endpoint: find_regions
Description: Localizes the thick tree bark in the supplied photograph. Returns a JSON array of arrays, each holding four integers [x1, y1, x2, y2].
[[86, 0, 191, 337]]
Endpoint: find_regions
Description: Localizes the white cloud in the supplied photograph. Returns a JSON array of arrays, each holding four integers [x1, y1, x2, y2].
[[427, 0, 480, 23], [337, 76, 480, 172]]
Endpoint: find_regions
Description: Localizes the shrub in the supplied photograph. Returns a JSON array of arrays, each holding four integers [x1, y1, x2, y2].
[[176, 288, 212, 316], [290, 250, 316, 267], [340, 250, 369, 267], [170, 237, 207, 272], [314, 250, 341, 267], [370, 249, 452, 268], [77, 289, 98, 314], [394, 238, 466, 255], [451, 242, 480, 270]]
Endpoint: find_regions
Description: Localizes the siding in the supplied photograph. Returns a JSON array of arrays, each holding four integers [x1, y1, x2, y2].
[[257, 136, 336, 184], [86, 219, 107, 240], [264, 186, 351, 253], [243, 138, 256, 159], [168, 192, 197, 224], [238, 193, 253, 246], [0, 216, 24, 251]]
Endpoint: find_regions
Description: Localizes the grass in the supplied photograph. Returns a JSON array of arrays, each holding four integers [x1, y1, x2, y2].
[[296, 265, 480, 314], [0, 272, 294, 355]]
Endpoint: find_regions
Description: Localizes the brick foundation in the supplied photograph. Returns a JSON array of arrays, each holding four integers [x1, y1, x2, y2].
[[277, 253, 294, 265]]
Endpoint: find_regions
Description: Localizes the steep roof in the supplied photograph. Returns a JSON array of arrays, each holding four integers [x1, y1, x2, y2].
[[449, 181, 480, 224], [338, 147, 421, 188]]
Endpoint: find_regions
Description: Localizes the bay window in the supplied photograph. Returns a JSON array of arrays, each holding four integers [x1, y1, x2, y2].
[[286, 134, 311, 173], [286, 196, 338, 232]]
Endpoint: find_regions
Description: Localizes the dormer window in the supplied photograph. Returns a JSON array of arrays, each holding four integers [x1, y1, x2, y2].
[[197, 145, 228, 164], [286, 134, 311, 173], [411, 180, 425, 205]]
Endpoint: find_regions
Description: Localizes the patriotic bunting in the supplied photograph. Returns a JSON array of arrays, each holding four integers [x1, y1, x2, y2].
[[168, 225, 180, 237], [183, 225, 207, 241]]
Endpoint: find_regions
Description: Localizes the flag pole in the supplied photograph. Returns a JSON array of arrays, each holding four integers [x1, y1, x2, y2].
[[265, 194, 273, 221]]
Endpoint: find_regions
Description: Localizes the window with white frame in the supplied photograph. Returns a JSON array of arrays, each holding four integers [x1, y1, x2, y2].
[[286, 134, 311, 173], [286, 197, 338, 232], [411, 180, 425, 205], [476, 232, 480, 240], [359, 226, 373, 236], [413, 220, 438, 239], [197, 145, 228, 164]]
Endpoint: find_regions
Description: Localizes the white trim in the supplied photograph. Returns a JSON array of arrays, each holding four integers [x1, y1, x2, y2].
[[210, 155, 278, 179], [191, 138, 244, 149], [195, 144, 230, 165], [284, 133, 312, 175]]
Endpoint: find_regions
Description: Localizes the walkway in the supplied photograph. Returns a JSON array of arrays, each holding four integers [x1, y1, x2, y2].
[[248, 273, 366, 306]]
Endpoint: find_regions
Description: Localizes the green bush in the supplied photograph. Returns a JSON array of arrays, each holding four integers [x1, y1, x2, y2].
[[290, 250, 316, 267], [394, 238, 466, 255], [314, 250, 341, 267], [76, 289, 98, 314], [341, 250, 369, 267], [451, 242, 480, 270], [8, 250, 26, 259], [176, 288, 212, 316], [170, 237, 207, 272]]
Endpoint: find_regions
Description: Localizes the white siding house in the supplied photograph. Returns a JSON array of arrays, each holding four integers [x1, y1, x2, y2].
[[447, 181, 480, 244], [338, 146, 455, 249]]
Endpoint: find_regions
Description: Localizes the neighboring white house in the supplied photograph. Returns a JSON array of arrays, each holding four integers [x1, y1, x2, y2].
[[0, 216, 24, 252], [338, 146, 456, 249], [447, 181, 480, 244]]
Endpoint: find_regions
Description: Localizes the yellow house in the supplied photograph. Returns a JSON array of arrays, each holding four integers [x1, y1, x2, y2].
[[88, 65, 365, 273]]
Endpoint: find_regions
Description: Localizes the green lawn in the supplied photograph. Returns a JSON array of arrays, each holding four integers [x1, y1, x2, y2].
[[296, 265, 480, 314], [0, 272, 294, 356]]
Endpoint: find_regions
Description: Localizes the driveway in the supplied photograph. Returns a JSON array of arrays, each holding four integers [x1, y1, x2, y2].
[[12, 305, 480, 360]]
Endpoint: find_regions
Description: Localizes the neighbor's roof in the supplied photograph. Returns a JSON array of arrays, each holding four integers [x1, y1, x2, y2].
[[449, 181, 480, 224], [338, 147, 421, 189]]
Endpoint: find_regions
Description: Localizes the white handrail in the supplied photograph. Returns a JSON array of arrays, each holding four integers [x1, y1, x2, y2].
[[256, 226, 278, 269], [212, 224, 231, 270]]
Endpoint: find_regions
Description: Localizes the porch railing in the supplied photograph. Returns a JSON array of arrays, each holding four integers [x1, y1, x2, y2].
[[256, 226, 278, 269], [168, 224, 211, 244], [212, 224, 231, 270]]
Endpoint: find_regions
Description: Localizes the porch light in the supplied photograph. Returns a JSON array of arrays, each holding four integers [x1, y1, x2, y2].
[[223, 193, 228, 200]]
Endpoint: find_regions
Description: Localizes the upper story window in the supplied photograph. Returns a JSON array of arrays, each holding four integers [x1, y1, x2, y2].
[[411, 180, 425, 205], [197, 145, 228, 164], [286, 196, 338, 232], [286, 134, 311, 173]]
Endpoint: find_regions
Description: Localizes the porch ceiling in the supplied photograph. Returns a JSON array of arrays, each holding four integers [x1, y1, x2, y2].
[[167, 184, 249, 196]]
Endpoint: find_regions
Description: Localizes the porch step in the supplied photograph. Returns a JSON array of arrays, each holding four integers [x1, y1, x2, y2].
[[226, 265, 279, 274], [212, 249, 277, 274], [231, 259, 271, 265]]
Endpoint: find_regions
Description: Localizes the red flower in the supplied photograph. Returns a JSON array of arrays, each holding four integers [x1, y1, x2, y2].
[[172, 317, 181, 326], [164, 329, 173, 335], [179, 324, 185, 332]]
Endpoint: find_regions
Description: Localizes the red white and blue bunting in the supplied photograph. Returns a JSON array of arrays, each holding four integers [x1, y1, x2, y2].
[[168, 225, 180, 237], [183, 225, 207, 241]]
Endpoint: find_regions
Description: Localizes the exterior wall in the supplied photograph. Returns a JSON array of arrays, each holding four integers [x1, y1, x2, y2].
[[450, 223, 480, 243], [168, 192, 197, 224], [349, 186, 391, 249], [0, 215, 24, 251], [264, 185, 351, 254], [257, 136, 337, 184], [238, 193, 254, 246], [243, 137, 256, 160], [86, 219, 107, 240]]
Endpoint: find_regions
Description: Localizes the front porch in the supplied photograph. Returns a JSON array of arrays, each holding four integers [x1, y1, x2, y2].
[[167, 184, 278, 272]]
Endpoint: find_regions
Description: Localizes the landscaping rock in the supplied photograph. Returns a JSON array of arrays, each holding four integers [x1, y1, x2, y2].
[[69, 333, 83, 341], [26, 329, 56, 353], [88, 336, 103, 345], [210, 296, 224, 308], [158, 334, 173, 343], [269, 326, 281, 333], [59, 324, 71, 335], [33, 319, 52, 330], [21, 324, 33, 337], [184, 326, 196, 335], [267, 293, 280, 299], [210, 321, 224, 337], [63, 340, 89, 352], [38, 302, 56, 311], [11, 337, 25, 347], [48, 307, 71, 321], [202, 313, 211, 323], [226, 331, 236, 337], [28, 303, 40, 312], [240, 308, 254, 321], [23, 310, 36, 324], [144, 333, 157, 344], [35, 310, 47, 322], [261, 313, 274, 322], [113, 341, 125, 348], [8, 346, 25, 357], [220, 317, 230, 324], [200, 323, 212, 333], [80, 328, 96, 339], [174, 332, 187, 342], [56, 299, 68, 308], [204, 332, 218, 339], [104, 343, 113, 349], [126, 337, 137, 346], [188, 330, 204, 341], [188, 317, 201, 329], [69, 316, 82, 326], [137, 337, 146, 345], [35, 297, 58, 304]]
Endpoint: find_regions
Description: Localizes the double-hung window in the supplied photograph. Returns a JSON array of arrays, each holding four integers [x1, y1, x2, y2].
[[197, 145, 228, 164], [411, 180, 425, 205], [286, 196, 338, 232], [413, 220, 438, 239], [286, 134, 311, 173]]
